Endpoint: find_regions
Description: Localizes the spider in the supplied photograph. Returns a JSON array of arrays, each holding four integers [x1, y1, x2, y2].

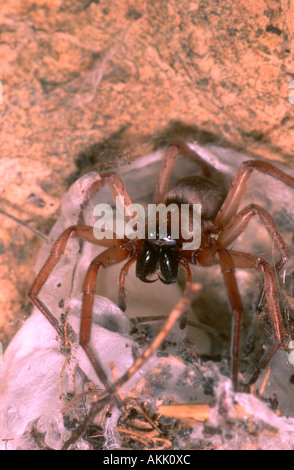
[[28, 142, 294, 443]]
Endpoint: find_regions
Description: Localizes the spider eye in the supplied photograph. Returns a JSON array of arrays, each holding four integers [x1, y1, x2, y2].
[[159, 245, 178, 284], [136, 240, 159, 282]]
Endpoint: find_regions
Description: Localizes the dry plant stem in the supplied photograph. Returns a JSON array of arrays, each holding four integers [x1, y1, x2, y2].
[[157, 402, 251, 422], [62, 283, 201, 450], [259, 366, 271, 396], [60, 389, 104, 415], [59, 355, 71, 403]]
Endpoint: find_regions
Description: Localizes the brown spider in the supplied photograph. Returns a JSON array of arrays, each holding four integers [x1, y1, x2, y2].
[[28, 142, 294, 446]]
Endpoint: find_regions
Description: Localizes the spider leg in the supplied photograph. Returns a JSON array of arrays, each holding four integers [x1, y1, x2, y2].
[[217, 249, 243, 390], [153, 142, 212, 204], [215, 160, 294, 229], [80, 245, 130, 399], [79, 171, 134, 224], [189, 245, 284, 387], [227, 249, 284, 385], [218, 202, 289, 311], [118, 255, 138, 311], [29, 225, 118, 335], [218, 203, 289, 273], [178, 257, 193, 329]]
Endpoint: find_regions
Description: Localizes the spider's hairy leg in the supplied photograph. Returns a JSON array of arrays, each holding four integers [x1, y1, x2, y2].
[[178, 257, 193, 329], [29, 225, 118, 336], [79, 172, 134, 224], [62, 283, 201, 450], [217, 249, 243, 390], [118, 255, 138, 311], [215, 160, 294, 229], [217, 203, 289, 273], [153, 142, 212, 204], [217, 202, 289, 310], [190, 244, 284, 387], [228, 249, 284, 385], [80, 245, 131, 396]]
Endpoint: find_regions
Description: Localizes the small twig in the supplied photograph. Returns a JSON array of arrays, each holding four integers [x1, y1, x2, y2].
[[116, 427, 172, 449], [2, 438, 14, 450], [110, 362, 125, 403], [60, 388, 104, 415], [158, 402, 252, 422], [59, 355, 71, 403], [259, 366, 271, 397], [134, 402, 161, 434]]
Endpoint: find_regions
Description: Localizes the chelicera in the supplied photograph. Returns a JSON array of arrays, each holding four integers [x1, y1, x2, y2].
[[29, 142, 294, 429]]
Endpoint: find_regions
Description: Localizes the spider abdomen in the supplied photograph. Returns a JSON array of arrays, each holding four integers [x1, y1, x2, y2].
[[165, 175, 226, 220]]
